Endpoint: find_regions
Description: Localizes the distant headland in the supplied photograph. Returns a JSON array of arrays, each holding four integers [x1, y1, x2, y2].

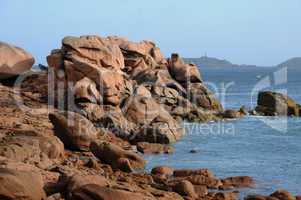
[[184, 56, 301, 68]]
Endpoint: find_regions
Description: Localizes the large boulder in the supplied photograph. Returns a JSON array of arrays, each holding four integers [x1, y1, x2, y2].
[[73, 77, 102, 103], [123, 96, 160, 125], [134, 68, 186, 96], [173, 169, 215, 178], [207, 191, 239, 200], [136, 119, 184, 144], [62, 35, 125, 70], [136, 142, 174, 154], [98, 105, 137, 139], [0, 129, 64, 169], [49, 111, 98, 151], [151, 166, 174, 177], [114, 37, 159, 77], [186, 82, 223, 111], [71, 184, 156, 200], [0, 166, 46, 200], [173, 169, 222, 189], [0, 41, 34, 79], [95, 68, 127, 105], [168, 53, 202, 84], [171, 180, 197, 199], [66, 174, 109, 199], [221, 109, 245, 119], [123, 96, 185, 144], [270, 190, 296, 200], [64, 57, 128, 106], [90, 141, 146, 172], [256, 91, 300, 116]]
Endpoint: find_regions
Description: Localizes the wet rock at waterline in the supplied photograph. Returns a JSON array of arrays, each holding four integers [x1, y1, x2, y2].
[[256, 91, 300, 116]]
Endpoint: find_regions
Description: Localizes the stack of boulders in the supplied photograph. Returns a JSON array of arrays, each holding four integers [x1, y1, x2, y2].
[[46, 35, 223, 144]]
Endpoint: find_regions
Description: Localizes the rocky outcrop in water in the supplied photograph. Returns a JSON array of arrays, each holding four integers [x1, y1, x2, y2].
[[245, 189, 299, 200], [255, 91, 300, 116]]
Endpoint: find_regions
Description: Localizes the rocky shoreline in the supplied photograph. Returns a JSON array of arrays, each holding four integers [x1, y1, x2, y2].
[[0, 36, 300, 200]]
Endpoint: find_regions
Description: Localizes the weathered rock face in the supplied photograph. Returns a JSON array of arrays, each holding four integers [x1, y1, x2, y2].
[[73, 77, 102, 103], [168, 53, 202, 84], [47, 35, 128, 106], [62, 35, 125, 71], [256, 91, 300, 116], [186, 82, 223, 111], [90, 141, 146, 172], [123, 96, 185, 144], [124, 96, 162, 125], [116, 37, 167, 78], [98, 105, 137, 139], [49, 111, 98, 151], [0, 41, 34, 79]]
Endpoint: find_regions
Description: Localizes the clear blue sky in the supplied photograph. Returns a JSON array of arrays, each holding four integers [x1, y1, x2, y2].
[[1, 0, 300, 66]]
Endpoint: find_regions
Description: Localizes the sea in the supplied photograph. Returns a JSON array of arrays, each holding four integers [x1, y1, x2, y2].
[[145, 66, 301, 197]]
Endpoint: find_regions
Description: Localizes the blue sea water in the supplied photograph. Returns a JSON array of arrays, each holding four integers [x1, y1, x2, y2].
[[145, 66, 301, 197]]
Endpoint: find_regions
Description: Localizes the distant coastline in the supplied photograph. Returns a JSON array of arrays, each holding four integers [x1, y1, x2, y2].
[[184, 56, 301, 68]]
